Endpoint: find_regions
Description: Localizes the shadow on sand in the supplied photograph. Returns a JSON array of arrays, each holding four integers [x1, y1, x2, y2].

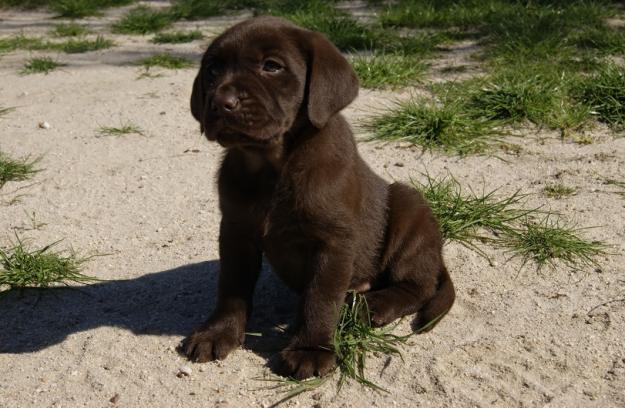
[[0, 260, 298, 357]]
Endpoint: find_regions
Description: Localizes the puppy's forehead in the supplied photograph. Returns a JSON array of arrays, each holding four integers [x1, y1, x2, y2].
[[208, 17, 306, 61]]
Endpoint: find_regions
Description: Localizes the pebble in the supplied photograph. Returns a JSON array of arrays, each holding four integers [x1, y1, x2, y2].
[[177, 366, 192, 377], [109, 393, 120, 404], [38, 121, 51, 129]]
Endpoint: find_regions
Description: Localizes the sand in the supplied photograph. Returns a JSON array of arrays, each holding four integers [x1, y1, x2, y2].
[[1, 3, 624, 407]]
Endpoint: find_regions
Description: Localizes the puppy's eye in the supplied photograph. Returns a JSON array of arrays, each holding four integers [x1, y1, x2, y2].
[[206, 64, 220, 77], [262, 59, 283, 73]]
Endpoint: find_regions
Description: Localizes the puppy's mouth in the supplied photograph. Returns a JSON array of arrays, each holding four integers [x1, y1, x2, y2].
[[203, 114, 284, 148]]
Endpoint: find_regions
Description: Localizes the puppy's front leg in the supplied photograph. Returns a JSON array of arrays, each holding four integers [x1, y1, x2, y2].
[[276, 244, 353, 379], [183, 219, 261, 362]]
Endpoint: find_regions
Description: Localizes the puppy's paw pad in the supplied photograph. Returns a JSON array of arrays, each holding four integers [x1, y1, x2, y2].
[[181, 325, 242, 363], [276, 348, 336, 380]]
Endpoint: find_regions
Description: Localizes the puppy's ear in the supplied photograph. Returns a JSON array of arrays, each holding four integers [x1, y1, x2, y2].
[[190, 72, 205, 133], [306, 32, 359, 129]]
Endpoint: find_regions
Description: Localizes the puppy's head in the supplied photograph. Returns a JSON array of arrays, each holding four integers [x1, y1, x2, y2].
[[191, 16, 358, 148]]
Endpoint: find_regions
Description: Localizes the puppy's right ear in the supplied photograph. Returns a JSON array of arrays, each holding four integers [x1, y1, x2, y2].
[[190, 72, 205, 133]]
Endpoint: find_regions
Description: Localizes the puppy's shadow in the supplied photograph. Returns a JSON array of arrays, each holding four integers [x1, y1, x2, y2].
[[0, 260, 298, 357]]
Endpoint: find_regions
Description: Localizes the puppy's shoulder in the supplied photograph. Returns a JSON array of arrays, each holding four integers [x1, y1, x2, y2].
[[305, 114, 356, 158]]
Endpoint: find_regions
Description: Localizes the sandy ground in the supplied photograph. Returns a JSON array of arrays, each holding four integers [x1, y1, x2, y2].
[[1, 3, 624, 407]]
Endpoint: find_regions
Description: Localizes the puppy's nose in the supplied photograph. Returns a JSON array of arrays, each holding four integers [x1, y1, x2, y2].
[[213, 92, 240, 113]]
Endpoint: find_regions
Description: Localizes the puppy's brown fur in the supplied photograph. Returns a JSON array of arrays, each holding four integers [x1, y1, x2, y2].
[[183, 16, 455, 379]]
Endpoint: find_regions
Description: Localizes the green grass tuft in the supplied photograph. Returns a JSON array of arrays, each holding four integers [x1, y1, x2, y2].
[[270, 1, 443, 54], [464, 73, 558, 124], [283, 3, 382, 51], [0, 236, 97, 291], [379, 0, 498, 30], [152, 30, 203, 44], [60, 35, 114, 53], [1, 34, 113, 54], [52, 22, 90, 37], [413, 174, 608, 269], [97, 122, 144, 137], [21, 57, 64, 75], [501, 217, 608, 271], [0, 0, 133, 16], [351, 53, 427, 89], [0, 0, 50, 8], [543, 184, 576, 199], [112, 6, 174, 35], [0, 152, 40, 189], [52, 0, 134, 17], [365, 98, 499, 155], [413, 174, 529, 249], [0, 35, 49, 53], [575, 63, 625, 130], [139, 53, 193, 69]]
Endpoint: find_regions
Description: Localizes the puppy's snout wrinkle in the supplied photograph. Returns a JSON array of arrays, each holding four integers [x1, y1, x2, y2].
[[213, 90, 240, 113]]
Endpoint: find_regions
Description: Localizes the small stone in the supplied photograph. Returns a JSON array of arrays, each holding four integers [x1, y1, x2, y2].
[[394, 162, 404, 167], [177, 366, 192, 377], [109, 393, 120, 404], [38, 121, 51, 129]]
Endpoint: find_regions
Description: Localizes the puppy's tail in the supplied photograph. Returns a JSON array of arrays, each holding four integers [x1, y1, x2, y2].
[[413, 267, 455, 333]]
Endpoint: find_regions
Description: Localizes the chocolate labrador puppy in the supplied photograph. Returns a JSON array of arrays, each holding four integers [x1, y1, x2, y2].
[[183, 16, 455, 379]]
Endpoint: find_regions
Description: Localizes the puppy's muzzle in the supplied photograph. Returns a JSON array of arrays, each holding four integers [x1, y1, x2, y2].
[[212, 90, 240, 114]]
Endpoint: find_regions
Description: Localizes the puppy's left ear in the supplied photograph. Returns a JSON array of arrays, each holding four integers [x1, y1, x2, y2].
[[305, 32, 359, 129], [190, 72, 205, 133]]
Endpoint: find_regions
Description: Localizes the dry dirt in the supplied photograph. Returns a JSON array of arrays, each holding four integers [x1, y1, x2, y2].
[[1, 3, 624, 408]]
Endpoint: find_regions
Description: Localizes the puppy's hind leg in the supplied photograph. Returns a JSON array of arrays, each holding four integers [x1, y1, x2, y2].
[[364, 182, 455, 331]]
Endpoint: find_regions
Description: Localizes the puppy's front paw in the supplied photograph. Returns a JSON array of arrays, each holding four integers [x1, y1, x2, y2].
[[276, 347, 336, 380], [181, 320, 244, 363]]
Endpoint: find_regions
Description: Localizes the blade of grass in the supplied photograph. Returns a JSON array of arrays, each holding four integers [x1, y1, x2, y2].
[[0, 106, 15, 118], [96, 122, 144, 137]]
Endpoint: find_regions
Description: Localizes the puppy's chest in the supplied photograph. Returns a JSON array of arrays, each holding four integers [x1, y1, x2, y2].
[[260, 190, 314, 290], [261, 188, 305, 240]]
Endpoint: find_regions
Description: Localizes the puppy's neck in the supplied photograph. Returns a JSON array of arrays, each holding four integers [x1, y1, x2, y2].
[[237, 137, 285, 173]]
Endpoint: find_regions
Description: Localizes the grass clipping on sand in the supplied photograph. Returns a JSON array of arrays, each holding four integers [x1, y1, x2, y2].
[[266, 293, 413, 402], [0, 236, 98, 292]]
